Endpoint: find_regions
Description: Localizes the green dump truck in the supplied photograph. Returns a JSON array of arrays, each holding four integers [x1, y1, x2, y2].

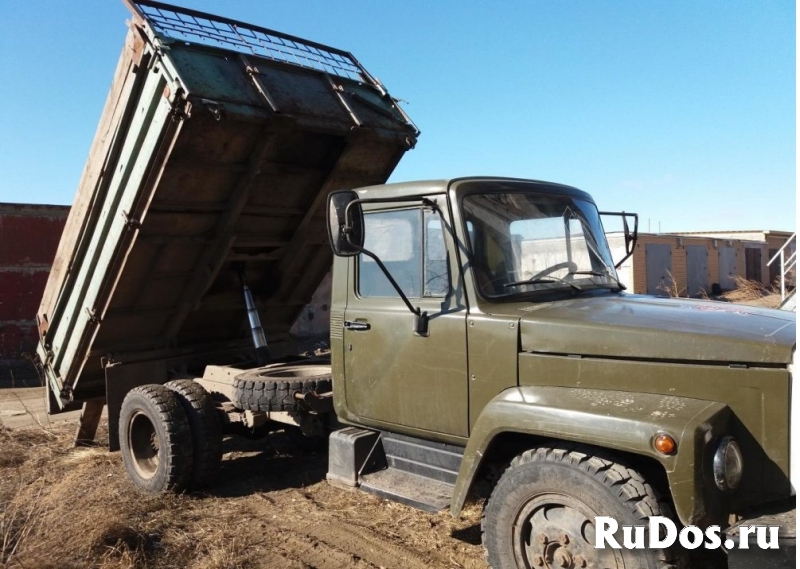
[[37, 2, 795, 568]]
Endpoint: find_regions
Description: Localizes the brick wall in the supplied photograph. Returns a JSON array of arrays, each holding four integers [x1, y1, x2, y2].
[[0, 204, 69, 377], [626, 233, 782, 296]]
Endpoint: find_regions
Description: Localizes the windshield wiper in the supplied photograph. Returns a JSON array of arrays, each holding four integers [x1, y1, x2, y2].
[[504, 277, 583, 292], [570, 270, 626, 291], [577, 235, 626, 291]]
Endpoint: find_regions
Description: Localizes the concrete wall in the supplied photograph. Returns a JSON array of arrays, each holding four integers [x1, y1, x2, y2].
[[0, 203, 69, 382]]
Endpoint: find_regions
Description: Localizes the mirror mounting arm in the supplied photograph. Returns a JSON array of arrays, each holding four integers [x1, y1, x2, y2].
[[349, 242, 429, 336], [600, 211, 639, 269], [328, 190, 431, 336]]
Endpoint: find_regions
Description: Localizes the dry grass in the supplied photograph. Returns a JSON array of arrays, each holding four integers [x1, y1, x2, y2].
[[654, 271, 785, 308], [655, 270, 686, 298], [0, 422, 485, 569], [3, 426, 171, 568], [722, 276, 783, 308], [0, 424, 269, 568]]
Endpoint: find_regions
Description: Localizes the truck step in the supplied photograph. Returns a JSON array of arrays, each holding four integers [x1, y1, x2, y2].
[[381, 431, 464, 485], [359, 468, 454, 512], [327, 427, 383, 488]]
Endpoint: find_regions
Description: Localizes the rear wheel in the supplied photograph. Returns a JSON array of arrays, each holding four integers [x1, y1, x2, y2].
[[119, 384, 193, 493], [482, 444, 685, 569], [164, 380, 223, 490]]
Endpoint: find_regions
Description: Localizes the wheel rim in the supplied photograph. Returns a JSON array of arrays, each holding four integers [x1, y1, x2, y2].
[[128, 411, 161, 479], [512, 492, 625, 569], [254, 364, 330, 379]]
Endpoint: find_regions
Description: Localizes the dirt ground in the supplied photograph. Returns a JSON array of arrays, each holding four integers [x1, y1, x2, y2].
[[0, 386, 96, 430], [0, 418, 487, 569]]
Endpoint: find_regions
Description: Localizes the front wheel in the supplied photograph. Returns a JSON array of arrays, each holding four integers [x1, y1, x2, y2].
[[482, 445, 685, 569]]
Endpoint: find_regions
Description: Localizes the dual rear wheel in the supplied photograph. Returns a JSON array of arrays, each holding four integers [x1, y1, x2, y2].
[[118, 381, 222, 493], [118, 362, 330, 493]]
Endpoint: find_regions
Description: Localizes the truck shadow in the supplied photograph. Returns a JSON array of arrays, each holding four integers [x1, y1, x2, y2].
[[205, 429, 328, 498], [451, 524, 482, 546]]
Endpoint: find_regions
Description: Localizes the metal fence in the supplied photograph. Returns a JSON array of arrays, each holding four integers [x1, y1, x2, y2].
[[767, 233, 796, 300], [130, 0, 370, 83]]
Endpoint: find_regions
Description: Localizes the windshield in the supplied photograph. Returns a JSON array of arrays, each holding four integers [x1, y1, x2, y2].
[[461, 192, 619, 298]]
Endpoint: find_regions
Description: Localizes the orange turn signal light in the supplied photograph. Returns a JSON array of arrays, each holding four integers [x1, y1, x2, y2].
[[654, 434, 677, 455]]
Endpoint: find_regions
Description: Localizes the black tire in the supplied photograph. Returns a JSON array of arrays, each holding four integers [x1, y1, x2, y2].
[[164, 380, 223, 490], [232, 363, 332, 412], [482, 444, 686, 569], [118, 384, 193, 493]]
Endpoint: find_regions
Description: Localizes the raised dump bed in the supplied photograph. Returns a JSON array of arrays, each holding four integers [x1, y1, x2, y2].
[[36, 0, 418, 413]]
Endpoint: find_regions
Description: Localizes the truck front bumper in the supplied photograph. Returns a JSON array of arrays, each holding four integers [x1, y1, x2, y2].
[[725, 508, 795, 568]]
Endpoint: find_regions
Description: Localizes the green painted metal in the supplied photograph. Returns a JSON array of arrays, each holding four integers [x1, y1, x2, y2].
[[340, 195, 469, 437], [37, 2, 418, 409], [517, 354, 793, 507], [447, 386, 729, 526], [466, 315, 519, 429], [329, 177, 795, 528], [48, 63, 176, 391], [517, 295, 795, 364]]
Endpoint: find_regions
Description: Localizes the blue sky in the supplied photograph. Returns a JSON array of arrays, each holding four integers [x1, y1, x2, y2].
[[0, 1, 795, 232]]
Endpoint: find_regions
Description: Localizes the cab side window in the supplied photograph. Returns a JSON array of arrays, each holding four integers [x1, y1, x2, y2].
[[424, 210, 449, 296], [359, 207, 450, 298]]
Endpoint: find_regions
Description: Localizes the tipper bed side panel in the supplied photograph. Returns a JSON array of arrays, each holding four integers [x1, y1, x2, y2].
[[36, 6, 417, 409]]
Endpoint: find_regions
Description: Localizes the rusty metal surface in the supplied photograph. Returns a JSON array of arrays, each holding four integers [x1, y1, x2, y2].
[[36, 2, 417, 410]]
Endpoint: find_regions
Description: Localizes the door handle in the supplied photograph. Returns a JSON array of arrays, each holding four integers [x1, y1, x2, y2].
[[343, 320, 371, 331]]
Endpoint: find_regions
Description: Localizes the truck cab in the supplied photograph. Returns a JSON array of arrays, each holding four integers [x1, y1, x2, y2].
[[331, 178, 625, 440], [326, 177, 796, 569]]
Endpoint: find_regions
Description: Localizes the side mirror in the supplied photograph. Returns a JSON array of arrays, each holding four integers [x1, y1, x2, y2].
[[599, 211, 638, 269], [327, 190, 364, 257]]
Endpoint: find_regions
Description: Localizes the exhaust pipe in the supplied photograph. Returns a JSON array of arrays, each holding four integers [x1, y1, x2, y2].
[[236, 263, 271, 365]]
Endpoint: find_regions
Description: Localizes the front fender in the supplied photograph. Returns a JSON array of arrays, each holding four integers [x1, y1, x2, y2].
[[451, 386, 730, 526]]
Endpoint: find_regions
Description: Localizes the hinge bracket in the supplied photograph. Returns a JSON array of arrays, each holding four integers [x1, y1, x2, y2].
[[122, 210, 141, 230], [85, 307, 99, 325]]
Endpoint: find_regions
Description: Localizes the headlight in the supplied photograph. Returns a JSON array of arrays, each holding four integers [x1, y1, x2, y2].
[[713, 436, 743, 492]]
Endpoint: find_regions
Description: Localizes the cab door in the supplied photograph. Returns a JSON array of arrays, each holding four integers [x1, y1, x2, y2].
[[342, 199, 468, 437]]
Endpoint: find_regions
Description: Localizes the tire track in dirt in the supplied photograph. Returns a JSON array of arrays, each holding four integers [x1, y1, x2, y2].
[[239, 489, 435, 568], [264, 523, 379, 569], [288, 518, 434, 569], [297, 491, 436, 566], [238, 490, 418, 569], [260, 486, 470, 569]]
